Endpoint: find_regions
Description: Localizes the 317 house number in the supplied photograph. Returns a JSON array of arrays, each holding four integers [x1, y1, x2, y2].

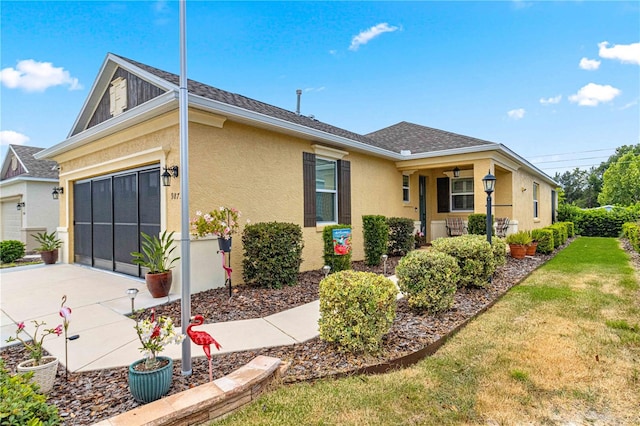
[[171, 193, 180, 200]]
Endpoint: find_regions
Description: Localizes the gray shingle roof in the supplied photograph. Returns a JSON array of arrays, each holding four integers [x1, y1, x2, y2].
[[8, 145, 59, 179], [365, 121, 496, 154], [114, 55, 499, 155]]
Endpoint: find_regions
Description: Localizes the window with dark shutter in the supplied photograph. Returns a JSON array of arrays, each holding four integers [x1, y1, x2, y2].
[[437, 177, 450, 213], [303, 152, 316, 227], [337, 160, 351, 225]]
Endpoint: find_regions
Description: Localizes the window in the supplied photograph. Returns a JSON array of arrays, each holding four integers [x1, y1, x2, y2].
[[303, 152, 351, 227], [533, 182, 539, 218], [451, 178, 474, 211], [402, 175, 410, 202], [316, 158, 337, 223]]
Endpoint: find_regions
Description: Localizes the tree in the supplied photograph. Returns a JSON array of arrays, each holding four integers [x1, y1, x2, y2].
[[598, 152, 640, 206]]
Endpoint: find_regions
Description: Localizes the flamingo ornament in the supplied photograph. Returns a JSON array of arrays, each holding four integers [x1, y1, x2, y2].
[[186, 315, 222, 382]]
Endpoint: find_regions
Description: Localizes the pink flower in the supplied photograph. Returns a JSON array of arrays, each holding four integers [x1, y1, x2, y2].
[[59, 306, 72, 321], [17, 322, 25, 331], [54, 325, 63, 336]]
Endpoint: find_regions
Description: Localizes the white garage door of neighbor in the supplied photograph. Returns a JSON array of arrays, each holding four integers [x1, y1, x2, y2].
[[1, 201, 22, 241]]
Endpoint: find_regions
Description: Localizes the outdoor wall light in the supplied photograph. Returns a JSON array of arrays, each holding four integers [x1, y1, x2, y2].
[[453, 167, 460, 178], [322, 265, 331, 278], [162, 165, 179, 187], [382, 254, 389, 275], [126, 288, 139, 315], [16, 202, 25, 211], [52, 187, 64, 200]]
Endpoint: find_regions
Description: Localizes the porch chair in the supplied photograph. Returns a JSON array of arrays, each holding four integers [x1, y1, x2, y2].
[[495, 217, 510, 238], [445, 217, 467, 237]]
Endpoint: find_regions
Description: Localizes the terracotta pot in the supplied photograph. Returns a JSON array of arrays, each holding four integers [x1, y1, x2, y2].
[[526, 242, 538, 256], [509, 244, 527, 259], [40, 250, 58, 264], [146, 271, 172, 298], [17, 356, 58, 393]]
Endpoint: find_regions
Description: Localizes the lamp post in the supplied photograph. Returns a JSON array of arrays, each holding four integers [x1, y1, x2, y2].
[[482, 170, 496, 245], [381, 254, 388, 276], [322, 265, 331, 278], [126, 288, 139, 316]]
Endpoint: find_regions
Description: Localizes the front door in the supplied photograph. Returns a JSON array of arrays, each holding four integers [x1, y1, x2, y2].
[[73, 166, 160, 277]]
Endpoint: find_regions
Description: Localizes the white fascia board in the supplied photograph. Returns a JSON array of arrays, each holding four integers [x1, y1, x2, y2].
[[36, 92, 178, 160], [497, 144, 558, 186], [0, 177, 60, 187]]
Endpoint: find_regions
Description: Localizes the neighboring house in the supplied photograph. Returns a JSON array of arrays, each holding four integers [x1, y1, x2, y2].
[[35, 53, 557, 293], [0, 145, 60, 251]]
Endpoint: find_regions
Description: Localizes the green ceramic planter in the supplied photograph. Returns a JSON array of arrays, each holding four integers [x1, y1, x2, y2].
[[128, 356, 173, 403]]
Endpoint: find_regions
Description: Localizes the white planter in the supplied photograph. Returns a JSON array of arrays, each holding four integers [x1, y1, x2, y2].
[[17, 356, 59, 393]]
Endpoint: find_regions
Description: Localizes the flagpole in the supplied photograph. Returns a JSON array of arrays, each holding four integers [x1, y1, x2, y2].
[[179, 0, 192, 376]]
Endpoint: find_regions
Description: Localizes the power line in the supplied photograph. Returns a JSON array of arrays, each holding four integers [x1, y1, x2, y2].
[[528, 147, 618, 161], [533, 155, 611, 165]]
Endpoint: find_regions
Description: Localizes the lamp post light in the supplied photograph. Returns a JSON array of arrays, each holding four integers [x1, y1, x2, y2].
[[482, 170, 496, 245], [381, 254, 388, 276], [322, 265, 331, 278], [126, 288, 139, 316]]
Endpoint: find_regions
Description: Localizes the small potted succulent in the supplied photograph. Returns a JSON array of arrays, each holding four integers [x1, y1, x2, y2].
[[505, 231, 532, 259], [128, 309, 184, 403], [131, 231, 180, 298], [32, 231, 62, 264]]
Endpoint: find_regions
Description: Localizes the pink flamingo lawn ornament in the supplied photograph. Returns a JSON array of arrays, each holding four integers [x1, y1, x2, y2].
[[187, 315, 222, 382]]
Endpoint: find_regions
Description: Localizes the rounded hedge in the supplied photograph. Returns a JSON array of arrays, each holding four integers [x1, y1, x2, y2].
[[319, 270, 397, 354], [396, 250, 460, 314], [431, 234, 496, 288], [0, 240, 26, 264]]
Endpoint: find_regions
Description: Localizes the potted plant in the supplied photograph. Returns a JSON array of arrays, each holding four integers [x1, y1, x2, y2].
[[505, 231, 532, 259], [5, 320, 63, 393], [129, 309, 184, 403], [190, 207, 242, 252], [131, 231, 180, 298], [526, 231, 538, 256], [31, 231, 62, 264]]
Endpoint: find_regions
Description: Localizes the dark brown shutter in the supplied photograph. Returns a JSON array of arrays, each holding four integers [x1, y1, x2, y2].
[[437, 177, 450, 213], [303, 152, 316, 227], [337, 160, 351, 225]]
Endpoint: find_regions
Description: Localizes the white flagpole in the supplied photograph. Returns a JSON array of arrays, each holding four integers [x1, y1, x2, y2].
[[179, 0, 192, 376]]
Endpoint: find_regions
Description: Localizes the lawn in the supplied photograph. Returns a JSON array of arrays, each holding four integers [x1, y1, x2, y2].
[[215, 237, 640, 425]]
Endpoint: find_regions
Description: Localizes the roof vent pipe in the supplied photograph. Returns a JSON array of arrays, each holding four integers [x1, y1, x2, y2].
[[296, 89, 302, 115]]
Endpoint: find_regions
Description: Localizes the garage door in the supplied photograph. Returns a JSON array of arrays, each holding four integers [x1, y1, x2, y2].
[[74, 166, 160, 277], [1, 200, 22, 241]]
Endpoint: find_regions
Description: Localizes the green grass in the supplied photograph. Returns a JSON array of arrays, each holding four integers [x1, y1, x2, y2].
[[215, 237, 640, 425]]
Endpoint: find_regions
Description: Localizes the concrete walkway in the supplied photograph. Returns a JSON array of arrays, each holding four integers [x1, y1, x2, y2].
[[1, 263, 384, 373]]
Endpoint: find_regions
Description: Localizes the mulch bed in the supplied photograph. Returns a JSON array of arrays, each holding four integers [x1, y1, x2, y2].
[[1, 241, 587, 425]]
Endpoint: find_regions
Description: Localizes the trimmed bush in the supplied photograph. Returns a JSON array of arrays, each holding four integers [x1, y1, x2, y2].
[[323, 224, 352, 273], [574, 208, 637, 237], [466, 214, 487, 235], [0, 240, 26, 263], [531, 228, 554, 254], [558, 221, 575, 238], [0, 359, 61, 425], [396, 250, 460, 313], [362, 215, 389, 266], [386, 217, 414, 256], [242, 222, 304, 289], [552, 223, 568, 245], [546, 225, 562, 248], [622, 222, 640, 253], [431, 234, 496, 288], [319, 270, 397, 353], [491, 237, 507, 267]]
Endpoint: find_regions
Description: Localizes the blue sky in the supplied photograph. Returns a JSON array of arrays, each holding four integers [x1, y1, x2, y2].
[[1, 1, 638, 175]]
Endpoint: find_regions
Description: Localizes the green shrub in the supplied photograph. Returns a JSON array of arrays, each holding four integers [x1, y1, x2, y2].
[[362, 215, 389, 266], [546, 225, 561, 248], [574, 208, 638, 237], [491, 237, 507, 267], [0, 359, 61, 425], [0, 240, 26, 263], [550, 224, 568, 245], [396, 250, 460, 314], [505, 231, 532, 245], [558, 221, 575, 237], [557, 203, 583, 224], [386, 217, 414, 256], [319, 270, 397, 353], [323, 224, 352, 273], [531, 228, 554, 254], [622, 222, 640, 253], [242, 222, 304, 289], [431, 234, 496, 288], [466, 214, 487, 235]]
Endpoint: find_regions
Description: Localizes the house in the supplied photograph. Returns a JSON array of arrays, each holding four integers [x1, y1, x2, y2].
[[0, 145, 60, 251], [35, 53, 557, 293]]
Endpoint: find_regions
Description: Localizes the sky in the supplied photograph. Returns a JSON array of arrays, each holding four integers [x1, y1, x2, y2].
[[1, 1, 639, 176]]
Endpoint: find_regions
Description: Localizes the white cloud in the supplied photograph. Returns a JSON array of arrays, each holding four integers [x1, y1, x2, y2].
[[0, 59, 82, 92], [620, 99, 639, 110], [579, 57, 601, 71], [304, 87, 326, 93], [329, 49, 337, 56], [598, 41, 640, 65], [507, 108, 526, 120], [349, 23, 399, 51], [511, 0, 533, 10], [540, 95, 562, 105], [569, 83, 621, 107], [0, 130, 30, 146]]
